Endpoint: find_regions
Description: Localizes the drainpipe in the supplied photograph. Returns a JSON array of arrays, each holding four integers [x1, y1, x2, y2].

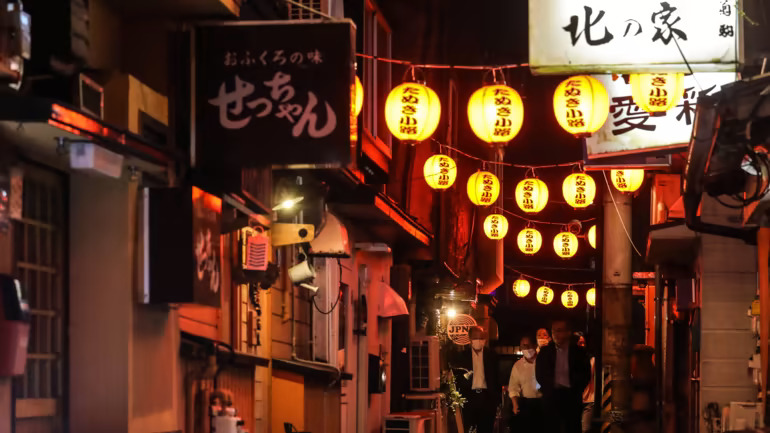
[[654, 265, 664, 433]]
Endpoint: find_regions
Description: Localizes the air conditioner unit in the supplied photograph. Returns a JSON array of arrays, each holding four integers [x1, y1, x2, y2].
[[384, 413, 432, 433], [409, 337, 440, 392]]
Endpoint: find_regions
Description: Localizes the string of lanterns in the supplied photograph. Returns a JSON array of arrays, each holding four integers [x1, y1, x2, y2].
[[508, 268, 596, 309]]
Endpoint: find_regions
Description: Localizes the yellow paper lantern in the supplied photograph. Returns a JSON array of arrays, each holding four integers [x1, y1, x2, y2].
[[483, 214, 509, 240], [611, 169, 645, 193], [586, 288, 596, 307], [553, 75, 609, 137], [588, 225, 597, 249], [385, 82, 441, 142], [423, 154, 457, 190], [553, 232, 579, 259], [537, 286, 554, 305], [515, 178, 549, 213], [517, 227, 543, 255], [562, 290, 579, 308], [562, 173, 596, 208], [467, 84, 524, 144], [629, 73, 685, 114], [512, 279, 531, 298], [353, 75, 364, 117], [467, 171, 500, 206]]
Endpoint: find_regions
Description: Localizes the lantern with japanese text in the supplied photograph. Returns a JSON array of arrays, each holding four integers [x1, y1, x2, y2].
[[385, 82, 441, 142], [611, 169, 645, 193], [553, 231, 578, 259], [515, 178, 549, 214], [630, 73, 685, 114], [517, 227, 543, 255], [586, 288, 596, 307], [423, 154, 457, 190], [553, 75, 609, 137], [587, 225, 597, 249], [562, 173, 596, 208], [536, 286, 554, 305], [561, 290, 578, 308], [467, 171, 500, 206], [484, 214, 509, 240], [513, 279, 531, 298], [468, 84, 524, 144], [353, 75, 364, 117]]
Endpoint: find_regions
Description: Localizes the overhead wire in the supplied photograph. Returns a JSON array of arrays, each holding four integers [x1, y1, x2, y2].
[[506, 265, 596, 288], [602, 171, 644, 257]]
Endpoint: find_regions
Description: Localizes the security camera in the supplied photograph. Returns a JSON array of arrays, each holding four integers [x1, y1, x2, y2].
[[288, 260, 316, 284], [299, 283, 319, 294]]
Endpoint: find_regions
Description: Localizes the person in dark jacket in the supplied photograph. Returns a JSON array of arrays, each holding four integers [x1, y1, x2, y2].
[[535, 319, 591, 433], [455, 326, 500, 433]]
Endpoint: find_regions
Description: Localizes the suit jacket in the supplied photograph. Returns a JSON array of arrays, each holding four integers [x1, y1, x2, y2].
[[535, 342, 590, 398], [455, 347, 500, 396]]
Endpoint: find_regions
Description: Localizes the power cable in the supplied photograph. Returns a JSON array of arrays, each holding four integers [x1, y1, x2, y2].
[[601, 171, 643, 257]]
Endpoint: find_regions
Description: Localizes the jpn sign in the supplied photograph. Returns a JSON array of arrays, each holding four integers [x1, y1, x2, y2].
[[193, 20, 355, 169], [529, 0, 740, 73], [585, 72, 736, 159]]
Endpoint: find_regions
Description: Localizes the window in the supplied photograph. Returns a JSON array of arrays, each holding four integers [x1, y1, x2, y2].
[[363, 5, 392, 150]]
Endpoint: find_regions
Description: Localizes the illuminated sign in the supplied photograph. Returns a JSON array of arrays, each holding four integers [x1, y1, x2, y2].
[[447, 314, 477, 346]]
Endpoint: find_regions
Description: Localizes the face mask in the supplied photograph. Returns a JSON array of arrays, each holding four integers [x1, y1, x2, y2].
[[537, 338, 549, 347], [524, 349, 537, 359], [471, 340, 485, 351]]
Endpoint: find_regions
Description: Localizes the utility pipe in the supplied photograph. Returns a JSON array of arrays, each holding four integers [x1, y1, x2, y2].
[[654, 265, 664, 433]]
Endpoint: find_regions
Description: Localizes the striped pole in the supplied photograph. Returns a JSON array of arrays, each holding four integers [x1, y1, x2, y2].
[[601, 365, 613, 433]]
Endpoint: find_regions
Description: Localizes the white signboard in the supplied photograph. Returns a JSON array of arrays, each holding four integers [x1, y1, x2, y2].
[[529, 0, 740, 74], [585, 73, 735, 159]]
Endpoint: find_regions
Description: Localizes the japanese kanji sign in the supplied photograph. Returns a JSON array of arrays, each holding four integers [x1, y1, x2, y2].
[[585, 72, 735, 159], [529, 0, 739, 74], [194, 20, 355, 169]]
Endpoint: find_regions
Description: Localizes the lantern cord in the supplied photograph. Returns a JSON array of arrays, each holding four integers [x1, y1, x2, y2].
[[434, 140, 582, 169], [602, 171, 644, 257], [506, 265, 595, 288], [501, 207, 597, 226], [356, 53, 529, 70], [666, 22, 703, 93]]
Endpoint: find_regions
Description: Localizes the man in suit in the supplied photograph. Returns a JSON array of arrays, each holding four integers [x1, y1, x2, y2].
[[535, 319, 591, 433], [457, 326, 500, 433]]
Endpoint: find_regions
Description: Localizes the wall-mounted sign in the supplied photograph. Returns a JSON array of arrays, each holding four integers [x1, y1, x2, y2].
[[585, 73, 735, 159], [529, 0, 739, 74], [447, 314, 477, 346], [193, 20, 355, 170]]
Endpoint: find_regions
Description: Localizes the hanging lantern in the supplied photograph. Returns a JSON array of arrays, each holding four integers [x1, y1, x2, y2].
[[562, 173, 597, 208], [423, 154, 457, 190], [553, 231, 579, 259], [629, 73, 685, 114], [517, 227, 543, 255], [536, 286, 554, 305], [512, 279, 531, 298], [611, 169, 645, 193], [353, 75, 364, 117], [515, 178, 549, 213], [483, 214, 509, 240], [562, 290, 579, 308], [385, 82, 441, 142], [467, 84, 524, 144], [586, 288, 597, 307], [553, 75, 609, 137], [467, 171, 500, 206], [587, 225, 597, 249]]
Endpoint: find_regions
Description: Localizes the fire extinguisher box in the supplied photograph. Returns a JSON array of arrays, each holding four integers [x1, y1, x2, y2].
[[0, 274, 30, 376]]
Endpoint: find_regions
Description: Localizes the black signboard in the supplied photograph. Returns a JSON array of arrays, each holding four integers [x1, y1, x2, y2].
[[193, 20, 355, 169]]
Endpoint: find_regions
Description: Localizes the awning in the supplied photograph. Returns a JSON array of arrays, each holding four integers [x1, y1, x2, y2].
[[378, 281, 408, 318], [646, 221, 699, 266]]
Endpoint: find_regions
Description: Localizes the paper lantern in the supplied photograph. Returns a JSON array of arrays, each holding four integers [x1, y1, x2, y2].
[[467, 171, 500, 206], [562, 173, 596, 208], [536, 286, 554, 305], [554, 232, 578, 259], [467, 84, 524, 144], [586, 288, 596, 307], [630, 73, 685, 114], [553, 75, 609, 137], [353, 75, 364, 117], [515, 178, 549, 213], [513, 279, 531, 298], [423, 154, 457, 190], [561, 290, 579, 308], [385, 82, 441, 142], [611, 169, 645, 193], [517, 228, 543, 255], [588, 225, 597, 249], [483, 214, 509, 240]]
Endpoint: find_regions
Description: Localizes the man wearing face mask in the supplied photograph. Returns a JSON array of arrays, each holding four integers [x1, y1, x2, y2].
[[508, 334, 543, 432], [536, 328, 551, 352], [458, 326, 499, 433]]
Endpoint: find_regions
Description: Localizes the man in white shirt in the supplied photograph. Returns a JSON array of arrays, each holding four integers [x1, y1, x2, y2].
[[508, 334, 543, 432]]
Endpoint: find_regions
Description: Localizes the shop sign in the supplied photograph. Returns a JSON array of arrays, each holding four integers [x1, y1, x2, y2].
[[192, 187, 222, 304], [193, 20, 355, 169], [447, 314, 477, 346], [585, 73, 735, 159], [529, 0, 739, 74]]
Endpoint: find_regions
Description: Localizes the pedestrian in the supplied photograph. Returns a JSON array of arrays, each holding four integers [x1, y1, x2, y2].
[[576, 334, 595, 433], [535, 319, 591, 433], [508, 334, 543, 432], [536, 328, 551, 352], [458, 326, 500, 433]]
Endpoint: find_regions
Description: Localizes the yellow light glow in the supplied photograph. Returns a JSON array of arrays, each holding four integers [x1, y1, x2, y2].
[[630, 73, 685, 114], [562, 290, 579, 308], [385, 82, 441, 142], [467, 171, 500, 206], [517, 227, 543, 255], [611, 169, 645, 193], [537, 286, 554, 305], [515, 178, 549, 213], [513, 279, 531, 298], [586, 288, 596, 307], [588, 225, 597, 249], [447, 308, 457, 318], [423, 154, 457, 190], [354, 75, 364, 117], [562, 173, 596, 208], [553, 75, 609, 137], [483, 214, 509, 240], [553, 231, 579, 259], [468, 84, 524, 144]]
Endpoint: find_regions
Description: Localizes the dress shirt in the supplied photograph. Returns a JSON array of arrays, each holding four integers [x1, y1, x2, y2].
[[471, 349, 488, 390], [508, 357, 540, 399], [555, 344, 571, 388]]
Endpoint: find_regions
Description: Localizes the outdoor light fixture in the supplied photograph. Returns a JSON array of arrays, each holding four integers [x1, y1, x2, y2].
[[517, 227, 543, 255], [611, 169, 645, 193], [562, 173, 596, 208], [553, 75, 609, 137], [385, 81, 441, 142], [423, 154, 457, 190], [512, 279, 530, 297], [629, 73, 684, 114], [353, 75, 364, 117], [515, 178, 549, 213], [536, 286, 554, 305], [483, 214, 509, 240], [272, 196, 304, 211], [467, 83, 524, 144], [467, 171, 500, 206], [447, 308, 457, 318], [587, 225, 597, 249], [561, 289, 578, 308], [553, 231, 578, 259], [586, 288, 596, 306]]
